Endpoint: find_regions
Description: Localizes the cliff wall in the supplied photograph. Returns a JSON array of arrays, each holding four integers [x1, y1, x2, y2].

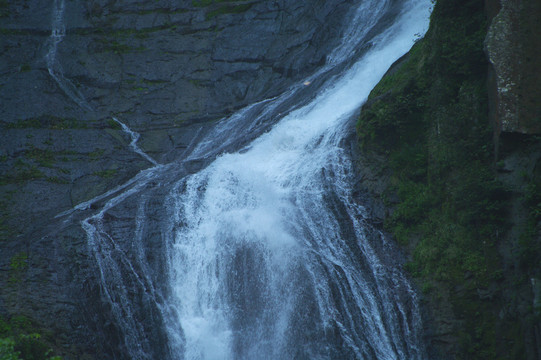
[[0, 1, 357, 358], [356, 0, 541, 358]]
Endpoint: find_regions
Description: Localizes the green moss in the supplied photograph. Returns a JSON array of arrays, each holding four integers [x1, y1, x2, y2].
[[142, 79, 168, 85], [190, 0, 252, 19], [134, 8, 188, 15], [46, 176, 69, 184], [3, 116, 87, 130], [106, 119, 122, 130], [93, 169, 117, 178], [0, 29, 37, 36], [189, 79, 202, 87], [8, 253, 27, 284], [192, 0, 239, 7], [0, 146, 81, 185], [206, 3, 253, 19], [0, 337, 21, 360], [88, 148, 105, 160], [0, 195, 14, 242], [25, 148, 55, 168], [0, 0, 9, 18], [356, 0, 519, 357], [0, 315, 62, 360], [0, 217, 11, 242], [9, 253, 27, 271], [0, 163, 45, 185], [83, 23, 181, 54], [107, 40, 134, 54]]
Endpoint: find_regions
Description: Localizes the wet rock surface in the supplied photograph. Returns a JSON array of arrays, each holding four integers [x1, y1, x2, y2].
[[0, 0, 356, 357]]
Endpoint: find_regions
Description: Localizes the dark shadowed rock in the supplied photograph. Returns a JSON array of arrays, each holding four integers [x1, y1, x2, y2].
[[485, 0, 541, 135]]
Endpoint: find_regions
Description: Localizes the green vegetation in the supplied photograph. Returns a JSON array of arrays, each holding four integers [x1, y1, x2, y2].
[[0, 145, 77, 185], [189, 79, 202, 87], [0, 0, 9, 18], [206, 3, 253, 19], [91, 33, 147, 54], [8, 252, 28, 284], [93, 35, 148, 54], [192, 0, 253, 20], [0, 193, 15, 243], [46, 176, 69, 184], [24, 148, 55, 168], [0, 160, 72, 185], [133, 8, 188, 16], [76, 23, 178, 38], [192, 0, 237, 7], [0, 337, 20, 360], [0, 29, 33, 36], [0, 315, 62, 360], [0, 161, 45, 185], [88, 148, 105, 160], [356, 0, 531, 358], [0, 216, 11, 242], [3, 116, 87, 130], [93, 169, 117, 178], [106, 40, 134, 54], [78, 22, 182, 55], [9, 253, 28, 271]]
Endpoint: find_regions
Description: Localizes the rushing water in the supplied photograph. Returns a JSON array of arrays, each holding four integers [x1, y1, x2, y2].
[[55, 0, 433, 358], [165, 1, 431, 358]]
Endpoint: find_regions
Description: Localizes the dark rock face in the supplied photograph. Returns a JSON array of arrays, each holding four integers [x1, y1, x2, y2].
[[0, 0, 357, 358], [486, 2, 541, 357], [485, 0, 541, 135]]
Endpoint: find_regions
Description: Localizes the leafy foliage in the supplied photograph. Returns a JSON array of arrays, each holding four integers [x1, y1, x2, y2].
[[0, 316, 62, 360], [356, 0, 519, 357]]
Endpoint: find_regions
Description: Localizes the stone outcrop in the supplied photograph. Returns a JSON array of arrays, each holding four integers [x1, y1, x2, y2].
[[486, 2, 541, 356], [485, 0, 541, 135]]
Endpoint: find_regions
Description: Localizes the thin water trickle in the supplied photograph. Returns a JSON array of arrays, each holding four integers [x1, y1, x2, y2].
[[44, 0, 166, 175], [45, 0, 92, 110], [112, 117, 160, 166]]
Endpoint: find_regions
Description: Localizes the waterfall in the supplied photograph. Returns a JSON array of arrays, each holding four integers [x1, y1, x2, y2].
[[76, 0, 433, 358], [165, 0, 431, 358]]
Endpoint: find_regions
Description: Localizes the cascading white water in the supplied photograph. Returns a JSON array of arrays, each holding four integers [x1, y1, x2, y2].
[[69, 0, 434, 358], [165, 0, 432, 358]]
